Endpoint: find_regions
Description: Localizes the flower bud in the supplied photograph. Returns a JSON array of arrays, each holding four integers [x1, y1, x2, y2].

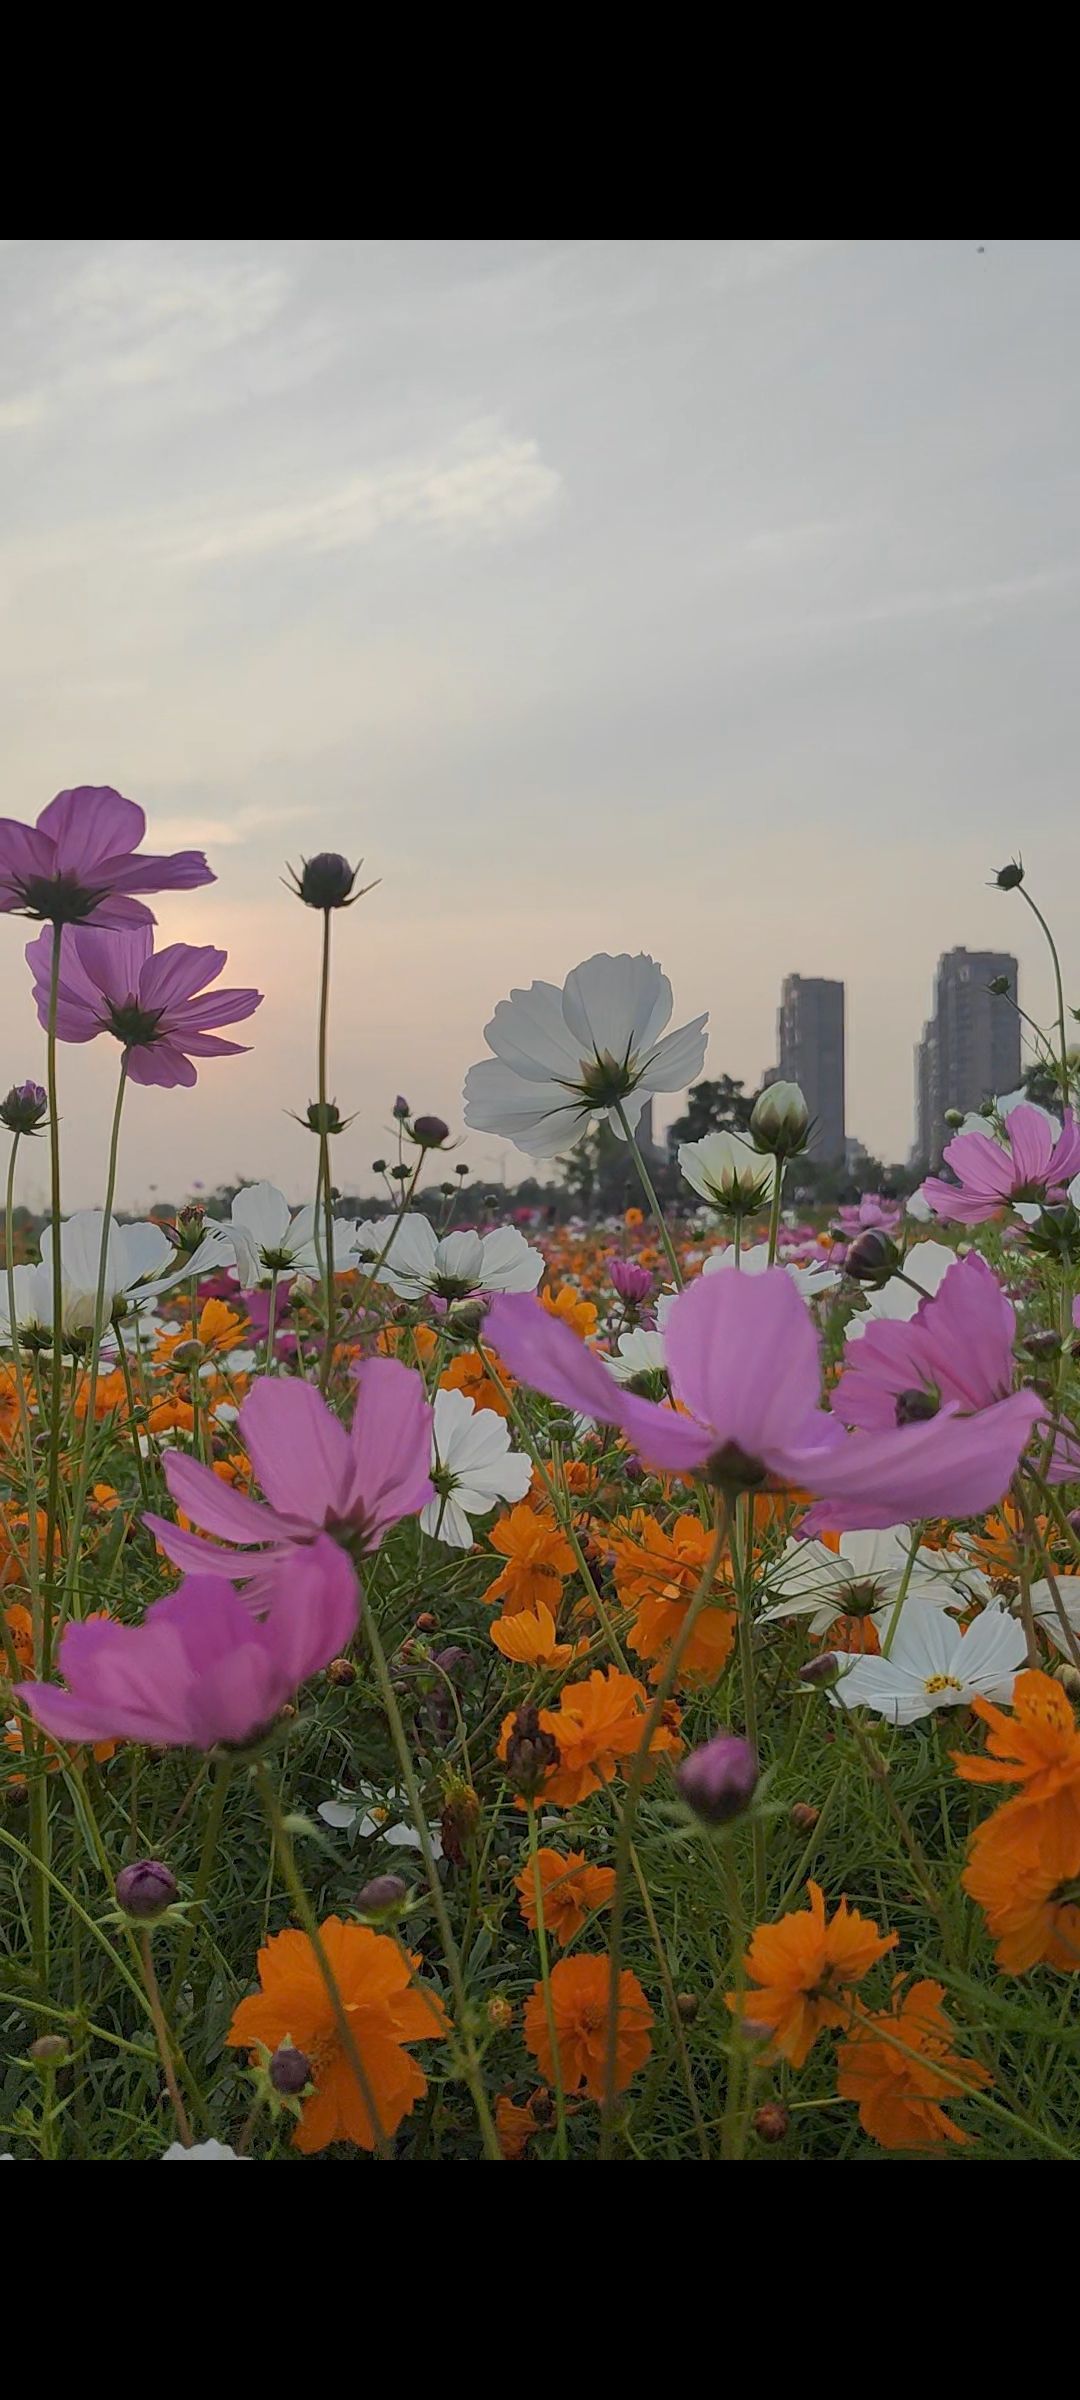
[[415, 1610, 438, 1632], [676, 1730, 759, 1826], [987, 974, 1011, 997], [844, 1229, 900, 1286], [675, 1991, 699, 2023], [29, 2034, 69, 2065], [0, 1081, 48, 1134], [115, 1859, 178, 1920], [943, 1108, 965, 1129], [487, 1995, 513, 2032], [371, 1158, 388, 1176], [750, 1080, 810, 1158], [440, 1779, 481, 1866], [393, 1095, 411, 1120], [753, 2103, 790, 2145], [1023, 1329, 1062, 1361], [504, 1705, 560, 1801], [799, 1652, 844, 1688], [354, 1874, 408, 1920], [790, 1801, 820, 1832], [170, 1340, 205, 1370], [609, 1256, 654, 1305], [992, 857, 1025, 890], [455, 1162, 470, 1178], [324, 1656, 356, 1687], [304, 1099, 345, 1136], [411, 1114, 450, 1150], [1052, 1662, 1080, 1702], [291, 852, 361, 909], [268, 2044, 311, 2095], [678, 1132, 776, 1216]]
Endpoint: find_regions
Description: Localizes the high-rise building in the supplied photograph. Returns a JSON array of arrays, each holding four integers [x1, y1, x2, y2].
[[776, 975, 846, 1163], [913, 949, 1020, 1165]]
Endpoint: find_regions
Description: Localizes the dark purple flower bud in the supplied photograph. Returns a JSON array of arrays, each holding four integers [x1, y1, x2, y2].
[[293, 852, 361, 909], [844, 1230, 900, 1286], [371, 1158, 388, 1176], [268, 2044, 311, 2095], [1023, 1329, 1062, 1361], [504, 1705, 560, 1801], [0, 1081, 48, 1134], [894, 1385, 940, 1424], [988, 974, 1011, 997], [393, 1095, 411, 1120], [992, 857, 1025, 890], [354, 1873, 408, 1920], [609, 1256, 654, 1305], [799, 1652, 844, 1688], [115, 1859, 178, 1920], [676, 1729, 759, 1826], [411, 1114, 450, 1150]]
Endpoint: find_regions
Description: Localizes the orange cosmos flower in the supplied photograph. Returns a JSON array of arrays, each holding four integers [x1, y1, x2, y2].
[[516, 1848, 617, 1944], [608, 1510, 736, 1686], [73, 1367, 128, 1421], [962, 1806, 1080, 1972], [226, 1918, 447, 2154], [624, 1208, 644, 1228], [731, 1880, 898, 2067], [490, 1603, 576, 1669], [377, 1322, 438, 1364], [485, 1504, 577, 1614], [953, 1669, 1080, 1827], [147, 1397, 195, 1437], [836, 1977, 991, 2149], [3, 1601, 33, 1672], [155, 1298, 247, 1364], [520, 1664, 680, 1808], [495, 2089, 550, 2158], [439, 1348, 512, 1419], [524, 1953, 653, 2099], [540, 1284, 598, 1341]]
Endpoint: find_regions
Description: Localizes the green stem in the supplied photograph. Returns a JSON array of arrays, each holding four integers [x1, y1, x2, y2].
[[316, 908, 336, 1393], [362, 1605, 502, 2158], [765, 1168, 784, 1266], [527, 1803, 568, 2158], [5, 1131, 42, 1615], [138, 1929, 192, 2148], [880, 1523, 926, 1658], [63, 1063, 128, 1615], [166, 1758, 231, 2013], [255, 1759, 392, 2157], [628, 1838, 710, 2159], [43, 929, 64, 1641], [614, 1101, 683, 1290], [1018, 885, 1071, 1111], [731, 1495, 766, 1914], [601, 1501, 729, 2156]]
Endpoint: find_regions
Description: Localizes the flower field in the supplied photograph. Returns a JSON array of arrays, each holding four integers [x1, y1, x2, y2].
[[2, 787, 1080, 2161]]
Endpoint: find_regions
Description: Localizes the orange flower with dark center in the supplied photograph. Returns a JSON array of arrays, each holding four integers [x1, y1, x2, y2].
[[155, 1298, 247, 1364], [502, 1665, 680, 1808], [515, 1848, 617, 1944], [489, 1603, 576, 1669], [524, 1953, 653, 2099], [836, 1978, 991, 2148], [540, 1284, 598, 1341], [962, 1805, 1080, 1971], [227, 1918, 447, 2153], [953, 1669, 1080, 1830], [485, 1505, 576, 1615], [730, 1880, 898, 2067]]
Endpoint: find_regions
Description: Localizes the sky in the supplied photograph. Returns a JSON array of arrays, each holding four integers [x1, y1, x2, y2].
[[2, 237, 1078, 1212]]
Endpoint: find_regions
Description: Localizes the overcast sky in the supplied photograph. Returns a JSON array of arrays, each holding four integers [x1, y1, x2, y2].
[[2, 238, 1078, 1210]]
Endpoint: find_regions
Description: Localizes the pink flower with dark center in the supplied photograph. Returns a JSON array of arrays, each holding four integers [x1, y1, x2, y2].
[[14, 1540, 357, 1751], [486, 1266, 1042, 1531], [0, 787, 213, 929], [835, 1194, 903, 1237], [923, 1105, 1080, 1226], [26, 925, 262, 1089], [143, 1360, 434, 1584]]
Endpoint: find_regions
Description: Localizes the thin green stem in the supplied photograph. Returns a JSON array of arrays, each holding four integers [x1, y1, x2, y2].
[[166, 1759, 231, 2013], [362, 1605, 502, 2158], [1017, 885, 1071, 1110], [138, 1929, 192, 2148], [63, 1063, 128, 1613], [316, 909, 336, 1392], [614, 1101, 683, 1290], [526, 1803, 568, 2158]]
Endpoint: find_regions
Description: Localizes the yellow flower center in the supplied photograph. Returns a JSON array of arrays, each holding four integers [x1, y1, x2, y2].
[[923, 1674, 963, 1695]]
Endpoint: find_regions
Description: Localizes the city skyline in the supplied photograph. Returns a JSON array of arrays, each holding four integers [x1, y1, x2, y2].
[[2, 240, 1078, 1208]]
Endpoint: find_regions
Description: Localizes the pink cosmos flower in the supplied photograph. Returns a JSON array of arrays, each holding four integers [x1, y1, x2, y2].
[[922, 1105, 1080, 1226], [14, 1540, 356, 1750], [26, 925, 262, 1089], [0, 787, 212, 930], [486, 1266, 1042, 1532], [144, 1360, 434, 1583], [835, 1194, 902, 1237]]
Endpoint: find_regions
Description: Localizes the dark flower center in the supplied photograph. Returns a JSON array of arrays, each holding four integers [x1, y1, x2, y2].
[[108, 997, 164, 1048], [1050, 1877, 1080, 1909], [704, 1440, 768, 1491], [895, 1386, 940, 1425], [432, 1273, 475, 1300], [843, 1579, 883, 1617], [18, 874, 106, 926]]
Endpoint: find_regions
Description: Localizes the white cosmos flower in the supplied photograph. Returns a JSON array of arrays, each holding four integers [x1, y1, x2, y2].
[[906, 1185, 933, 1221], [760, 1528, 973, 1639], [603, 1290, 678, 1388], [227, 1182, 357, 1289], [161, 2140, 248, 2161], [678, 1132, 777, 1213], [353, 1213, 542, 1301], [826, 1602, 1025, 1726], [318, 1781, 444, 1855], [844, 1239, 957, 1343], [422, 1387, 531, 1547], [463, 951, 708, 1160], [702, 1242, 840, 1300], [1029, 1578, 1080, 1658], [0, 1214, 229, 1346], [957, 1089, 1058, 1141]]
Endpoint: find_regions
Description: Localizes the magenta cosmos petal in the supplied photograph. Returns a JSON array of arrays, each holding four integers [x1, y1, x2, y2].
[[663, 1268, 822, 1457], [801, 1390, 1043, 1533], [484, 1291, 718, 1474], [239, 1377, 355, 1527], [346, 1358, 436, 1534]]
